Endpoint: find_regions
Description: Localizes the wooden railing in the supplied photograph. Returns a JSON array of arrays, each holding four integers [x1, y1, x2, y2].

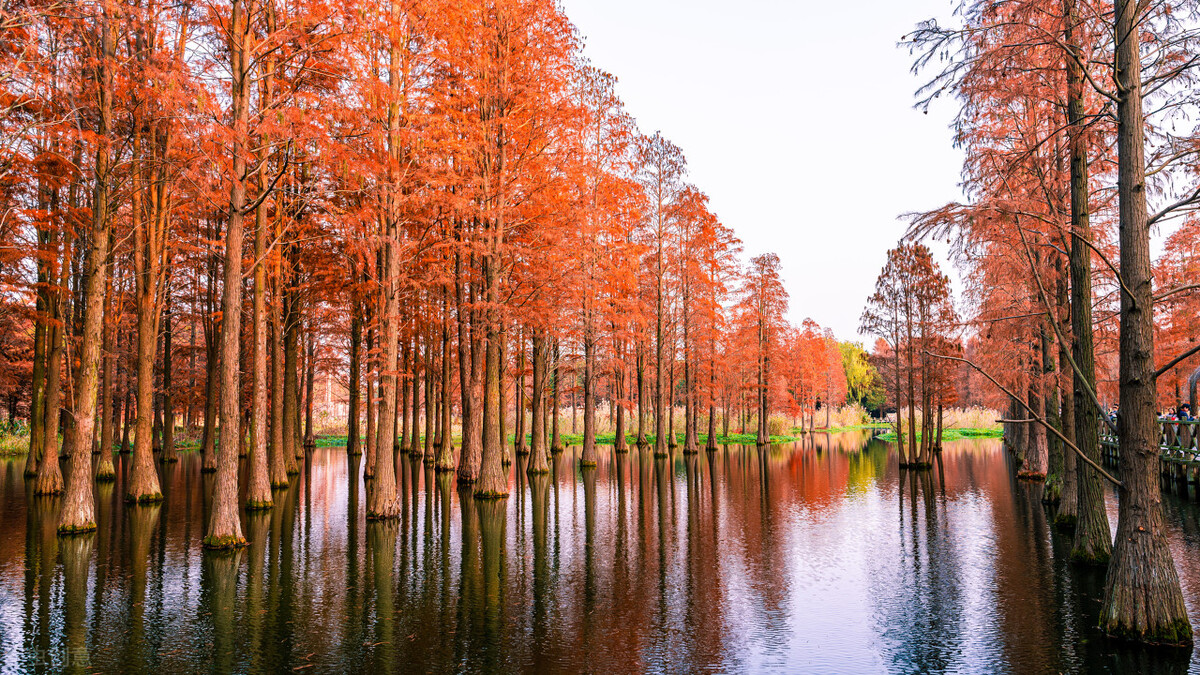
[[1099, 421, 1200, 495], [1099, 420, 1200, 455]]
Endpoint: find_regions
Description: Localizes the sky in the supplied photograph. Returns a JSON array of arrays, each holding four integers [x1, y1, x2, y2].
[[559, 0, 967, 342]]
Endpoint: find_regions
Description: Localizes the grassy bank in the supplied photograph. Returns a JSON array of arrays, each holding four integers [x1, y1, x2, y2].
[[0, 430, 27, 456], [876, 427, 1003, 443], [0, 424, 899, 459]]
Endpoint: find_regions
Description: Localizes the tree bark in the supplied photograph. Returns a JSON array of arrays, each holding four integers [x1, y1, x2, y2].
[[515, 330, 527, 455], [204, 0, 251, 547], [476, 252, 507, 498], [1099, 0, 1192, 644], [246, 64, 274, 506], [201, 226, 220, 472], [59, 20, 115, 528], [581, 318, 597, 466], [436, 288, 455, 471], [34, 222, 68, 495], [303, 328, 316, 450], [364, 320, 377, 478], [551, 339, 562, 452], [347, 297, 362, 456], [528, 331, 549, 473], [1065, 0, 1111, 565], [96, 259, 117, 481]]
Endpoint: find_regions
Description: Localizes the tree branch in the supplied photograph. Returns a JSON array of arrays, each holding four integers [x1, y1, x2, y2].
[[1156, 343, 1200, 380], [926, 351, 1122, 488]]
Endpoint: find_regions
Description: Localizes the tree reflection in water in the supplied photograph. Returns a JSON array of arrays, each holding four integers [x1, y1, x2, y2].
[[0, 433, 1197, 673]]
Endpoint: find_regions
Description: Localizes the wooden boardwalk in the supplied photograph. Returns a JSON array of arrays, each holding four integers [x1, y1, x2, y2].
[[1100, 420, 1200, 493]]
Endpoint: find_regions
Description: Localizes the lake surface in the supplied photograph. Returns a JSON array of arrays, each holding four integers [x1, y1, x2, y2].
[[2, 432, 1200, 673]]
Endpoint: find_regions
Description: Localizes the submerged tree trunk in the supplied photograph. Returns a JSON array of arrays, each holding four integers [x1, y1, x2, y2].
[[399, 335, 411, 454], [1020, 363, 1049, 480], [636, 346, 647, 447], [126, 175, 164, 504], [347, 299, 362, 456], [476, 253, 507, 498], [59, 27, 115, 528], [528, 332, 549, 474], [26, 263, 47, 477], [304, 330, 316, 450], [34, 227, 68, 496], [96, 260, 117, 481], [1065, 0, 1110, 565], [1099, 0, 1191, 644], [498, 328, 509, 465], [455, 247, 483, 481], [270, 267, 290, 487], [120, 362, 132, 454], [246, 101, 274, 508], [161, 296, 177, 463], [614, 355, 627, 453], [364, 322, 377, 479], [550, 340, 562, 452], [515, 331, 527, 455], [204, 1, 251, 547], [424, 331, 435, 462], [201, 229, 220, 472], [436, 289, 455, 471], [581, 322, 597, 466], [283, 284, 301, 467], [367, 231, 400, 519]]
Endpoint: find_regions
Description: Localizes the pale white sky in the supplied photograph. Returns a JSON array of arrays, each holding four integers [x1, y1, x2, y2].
[[561, 0, 966, 342]]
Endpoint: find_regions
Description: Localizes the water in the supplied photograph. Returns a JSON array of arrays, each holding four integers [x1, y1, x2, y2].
[[1, 432, 1198, 673]]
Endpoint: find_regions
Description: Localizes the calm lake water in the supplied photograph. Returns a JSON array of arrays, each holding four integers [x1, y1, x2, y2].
[[2, 432, 1200, 673]]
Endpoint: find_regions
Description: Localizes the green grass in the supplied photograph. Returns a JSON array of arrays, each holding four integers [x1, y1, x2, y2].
[[816, 423, 892, 433], [876, 427, 1003, 443]]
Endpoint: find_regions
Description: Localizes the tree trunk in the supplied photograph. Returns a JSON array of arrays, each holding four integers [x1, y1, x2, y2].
[[683, 291, 697, 454], [161, 294, 177, 462], [26, 258, 48, 476], [283, 284, 301, 467], [399, 335, 410, 453], [120, 359, 132, 454], [436, 289, 455, 471], [96, 259, 117, 481], [304, 329, 316, 450], [614, 357, 627, 453], [1021, 363, 1049, 479], [34, 224, 68, 495], [1099, 0, 1192, 644], [126, 175, 163, 504], [367, 226, 400, 519], [756, 319, 769, 446], [424, 330, 435, 462], [364, 321, 377, 479], [348, 299, 362, 456], [59, 26, 115, 528], [515, 331, 527, 455], [498, 327, 509, 465], [581, 323, 597, 466], [455, 246, 483, 481], [528, 331, 549, 473], [551, 339, 562, 452], [201, 232, 220, 471], [636, 346, 647, 447], [1065, 0, 1110, 565], [476, 252, 507, 498], [246, 101, 273, 508], [204, 0, 251, 547]]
